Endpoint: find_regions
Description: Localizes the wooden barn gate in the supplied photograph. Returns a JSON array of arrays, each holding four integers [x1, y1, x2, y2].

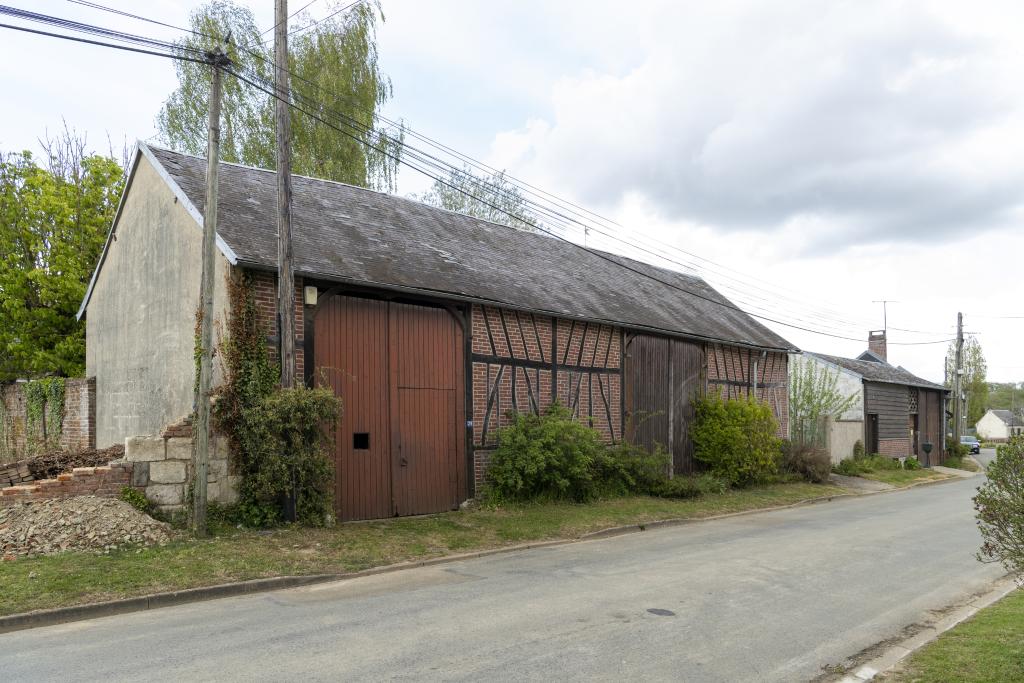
[[314, 294, 466, 521], [623, 334, 705, 475]]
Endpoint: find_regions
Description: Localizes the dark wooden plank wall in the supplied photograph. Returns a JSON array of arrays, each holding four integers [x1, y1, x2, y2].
[[916, 388, 945, 464], [622, 334, 704, 475], [864, 382, 910, 440]]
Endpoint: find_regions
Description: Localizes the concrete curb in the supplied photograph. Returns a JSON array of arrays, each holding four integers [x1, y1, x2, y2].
[[0, 473, 971, 636], [838, 577, 1020, 682]]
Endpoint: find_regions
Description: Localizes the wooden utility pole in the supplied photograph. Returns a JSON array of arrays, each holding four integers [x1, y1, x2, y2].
[[952, 311, 964, 442], [194, 42, 230, 537], [275, 0, 296, 389]]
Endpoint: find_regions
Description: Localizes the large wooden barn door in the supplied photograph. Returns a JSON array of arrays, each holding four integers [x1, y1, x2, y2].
[[623, 334, 704, 475], [315, 296, 392, 521], [389, 303, 463, 517], [315, 295, 463, 521]]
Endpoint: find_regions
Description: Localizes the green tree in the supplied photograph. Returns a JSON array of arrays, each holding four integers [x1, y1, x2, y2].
[[945, 336, 988, 427], [974, 436, 1024, 577], [157, 0, 400, 190], [0, 131, 124, 379], [789, 356, 859, 447], [412, 165, 540, 231]]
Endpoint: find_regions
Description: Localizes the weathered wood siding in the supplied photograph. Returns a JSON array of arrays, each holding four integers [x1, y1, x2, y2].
[[623, 334, 704, 475]]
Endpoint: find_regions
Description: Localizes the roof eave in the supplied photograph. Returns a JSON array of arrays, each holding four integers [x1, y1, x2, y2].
[[238, 260, 798, 353]]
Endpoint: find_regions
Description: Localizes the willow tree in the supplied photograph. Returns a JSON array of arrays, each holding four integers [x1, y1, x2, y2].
[[945, 336, 988, 426], [413, 165, 540, 231], [789, 356, 859, 448], [157, 0, 400, 190]]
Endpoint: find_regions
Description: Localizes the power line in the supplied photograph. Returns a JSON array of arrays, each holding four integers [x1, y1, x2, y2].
[[0, 8, 956, 347], [260, 0, 321, 37], [58, 0, 940, 336], [230, 64, 956, 347], [286, 0, 363, 39], [0, 20, 204, 62]]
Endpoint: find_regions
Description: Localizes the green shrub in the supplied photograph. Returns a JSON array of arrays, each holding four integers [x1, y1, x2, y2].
[[649, 473, 729, 499], [236, 386, 341, 526], [781, 441, 832, 483], [904, 456, 921, 470], [974, 436, 1024, 577], [946, 441, 969, 459], [943, 455, 965, 469], [592, 441, 671, 498], [852, 439, 865, 459], [833, 458, 866, 476], [864, 454, 901, 470], [485, 403, 609, 503], [691, 393, 781, 487], [119, 486, 152, 514]]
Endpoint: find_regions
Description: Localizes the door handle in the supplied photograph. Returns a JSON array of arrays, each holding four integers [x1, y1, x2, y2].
[[399, 443, 407, 467]]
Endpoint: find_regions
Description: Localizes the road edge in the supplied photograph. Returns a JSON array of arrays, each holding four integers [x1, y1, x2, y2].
[[0, 473, 969, 636], [838, 576, 1019, 682]]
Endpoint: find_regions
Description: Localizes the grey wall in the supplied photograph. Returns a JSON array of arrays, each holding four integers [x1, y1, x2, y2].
[[864, 382, 909, 440], [85, 153, 231, 447]]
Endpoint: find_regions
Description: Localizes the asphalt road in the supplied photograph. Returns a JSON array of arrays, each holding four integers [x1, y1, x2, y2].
[[975, 447, 998, 469], [0, 477, 1003, 683]]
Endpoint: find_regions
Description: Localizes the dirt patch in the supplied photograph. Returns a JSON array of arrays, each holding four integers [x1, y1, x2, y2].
[[0, 496, 173, 558]]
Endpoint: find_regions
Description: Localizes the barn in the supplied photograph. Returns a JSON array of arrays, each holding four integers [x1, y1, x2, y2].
[[79, 144, 796, 521]]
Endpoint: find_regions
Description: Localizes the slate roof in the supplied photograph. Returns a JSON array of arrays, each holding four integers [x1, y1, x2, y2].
[[990, 409, 1024, 427], [136, 144, 795, 351], [809, 352, 947, 391]]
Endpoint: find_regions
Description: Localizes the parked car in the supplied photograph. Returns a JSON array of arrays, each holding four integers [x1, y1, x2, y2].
[[960, 435, 981, 454]]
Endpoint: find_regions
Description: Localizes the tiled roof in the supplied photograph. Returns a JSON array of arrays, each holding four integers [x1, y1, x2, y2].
[[809, 352, 946, 390], [146, 145, 796, 350]]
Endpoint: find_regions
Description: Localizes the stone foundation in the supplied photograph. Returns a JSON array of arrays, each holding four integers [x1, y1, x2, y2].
[[124, 422, 238, 515]]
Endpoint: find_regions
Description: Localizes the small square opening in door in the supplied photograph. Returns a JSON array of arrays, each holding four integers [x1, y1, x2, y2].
[[353, 433, 369, 450]]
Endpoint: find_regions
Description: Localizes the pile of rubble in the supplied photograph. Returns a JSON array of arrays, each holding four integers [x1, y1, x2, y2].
[[0, 496, 174, 558]]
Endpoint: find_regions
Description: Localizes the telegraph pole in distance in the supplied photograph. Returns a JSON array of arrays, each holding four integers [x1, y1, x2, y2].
[[194, 40, 230, 538], [952, 311, 964, 443], [275, 0, 296, 390], [872, 300, 898, 333]]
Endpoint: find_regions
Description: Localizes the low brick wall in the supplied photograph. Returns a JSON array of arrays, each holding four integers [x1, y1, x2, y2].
[[878, 438, 912, 458], [0, 463, 133, 507]]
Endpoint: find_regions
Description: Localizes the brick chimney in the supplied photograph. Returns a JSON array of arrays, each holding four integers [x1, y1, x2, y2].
[[868, 330, 887, 361]]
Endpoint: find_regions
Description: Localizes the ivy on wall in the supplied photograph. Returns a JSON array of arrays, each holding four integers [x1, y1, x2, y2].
[[24, 377, 65, 455]]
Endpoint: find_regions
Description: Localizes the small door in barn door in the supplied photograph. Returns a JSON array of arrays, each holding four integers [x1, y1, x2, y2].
[[389, 303, 463, 516]]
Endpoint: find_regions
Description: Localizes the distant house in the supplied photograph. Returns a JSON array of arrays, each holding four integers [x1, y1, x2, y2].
[[976, 409, 1024, 442], [805, 331, 949, 465], [77, 143, 796, 521]]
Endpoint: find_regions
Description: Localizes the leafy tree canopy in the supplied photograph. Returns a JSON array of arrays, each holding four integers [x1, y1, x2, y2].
[[789, 355, 859, 447], [412, 165, 540, 231], [945, 336, 988, 426], [158, 0, 400, 190], [0, 130, 124, 380]]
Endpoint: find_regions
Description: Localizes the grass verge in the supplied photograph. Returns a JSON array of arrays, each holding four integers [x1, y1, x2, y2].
[[860, 469, 950, 487], [886, 588, 1024, 682], [0, 481, 843, 617]]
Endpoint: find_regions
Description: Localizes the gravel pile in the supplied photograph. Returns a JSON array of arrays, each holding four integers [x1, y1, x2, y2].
[[0, 496, 174, 558]]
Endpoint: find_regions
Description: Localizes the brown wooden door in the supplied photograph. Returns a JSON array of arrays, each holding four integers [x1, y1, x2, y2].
[[315, 295, 463, 521], [623, 334, 704, 475], [389, 303, 463, 516], [314, 296, 392, 522]]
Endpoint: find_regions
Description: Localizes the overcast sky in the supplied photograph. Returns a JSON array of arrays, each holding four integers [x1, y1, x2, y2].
[[2, 0, 1022, 384]]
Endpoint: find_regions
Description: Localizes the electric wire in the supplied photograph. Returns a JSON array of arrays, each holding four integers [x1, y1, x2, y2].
[[55, 0, 943, 335], [0, 9, 956, 346]]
